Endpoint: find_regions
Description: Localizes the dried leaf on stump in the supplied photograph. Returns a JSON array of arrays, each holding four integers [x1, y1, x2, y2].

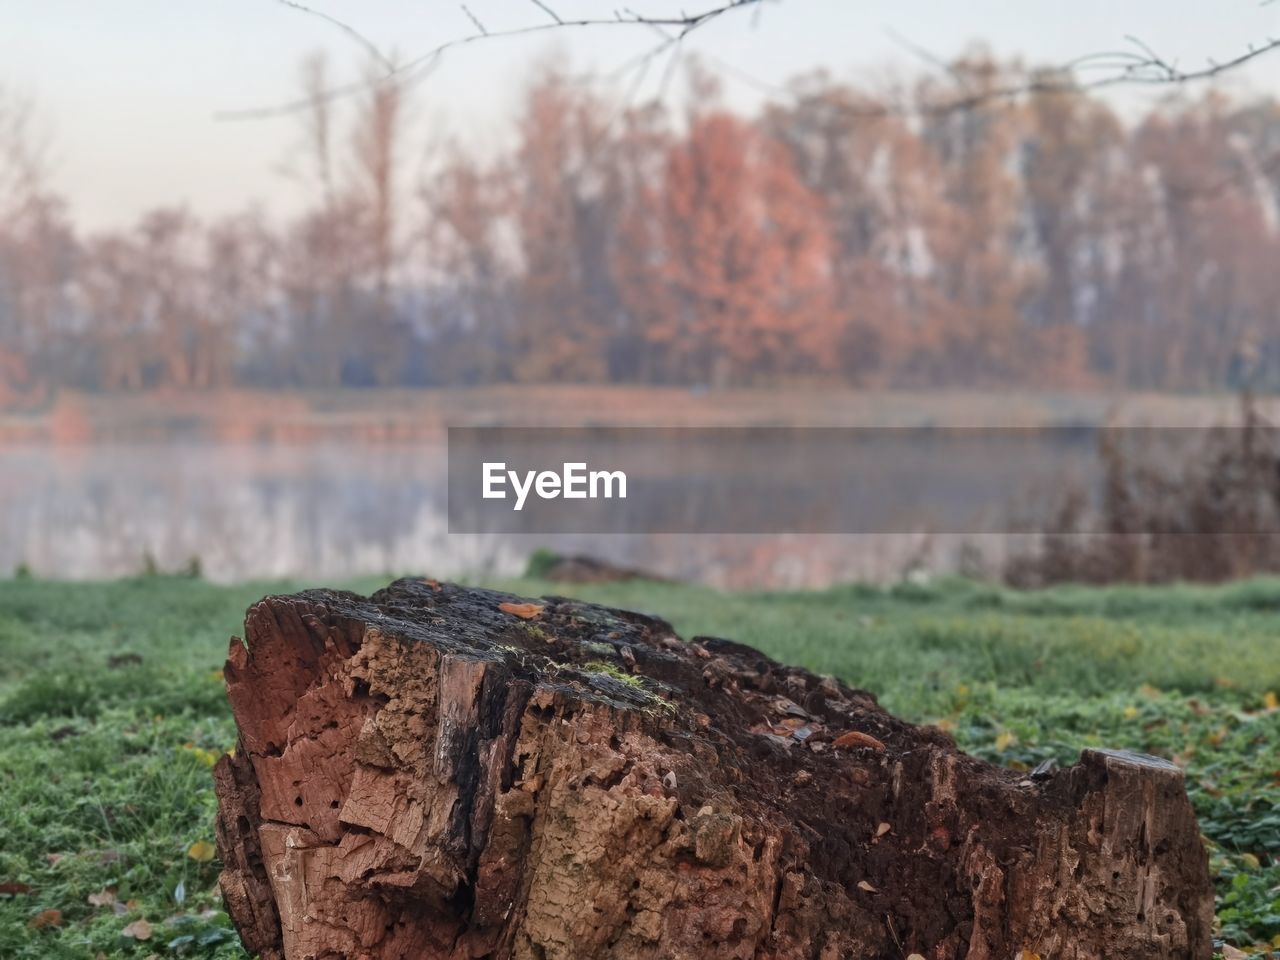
[[833, 729, 886, 751], [498, 602, 544, 620]]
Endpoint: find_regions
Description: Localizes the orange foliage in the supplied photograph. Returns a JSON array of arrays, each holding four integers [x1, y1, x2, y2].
[[4, 55, 1280, 395], [626, 99, 837, 386]]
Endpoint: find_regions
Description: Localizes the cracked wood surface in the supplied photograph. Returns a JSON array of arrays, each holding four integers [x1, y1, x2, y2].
[[214, 578, 1214, 959]]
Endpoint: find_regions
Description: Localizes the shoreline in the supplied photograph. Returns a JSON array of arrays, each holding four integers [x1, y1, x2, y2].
[[0, 385, 1267, 446]]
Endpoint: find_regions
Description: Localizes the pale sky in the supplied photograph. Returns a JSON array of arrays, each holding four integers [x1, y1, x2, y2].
[[5, 0, 1280, 230]]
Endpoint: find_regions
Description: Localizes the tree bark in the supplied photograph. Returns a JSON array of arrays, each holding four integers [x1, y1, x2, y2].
[[214, 578, 1214, 960]]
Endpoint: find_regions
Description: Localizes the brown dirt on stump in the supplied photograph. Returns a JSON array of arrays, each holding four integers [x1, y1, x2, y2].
[[214, 578, 1213, 960]]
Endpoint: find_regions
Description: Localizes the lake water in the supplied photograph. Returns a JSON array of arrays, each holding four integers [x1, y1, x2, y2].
[[0, 439, 1091, 587]]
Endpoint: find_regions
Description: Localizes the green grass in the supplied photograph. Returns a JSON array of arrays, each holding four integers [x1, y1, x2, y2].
[[1, 574, 1278, 958]]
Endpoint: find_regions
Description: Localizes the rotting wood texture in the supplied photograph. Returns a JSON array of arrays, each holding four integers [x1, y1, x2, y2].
[[214, 578, 1214, 959]]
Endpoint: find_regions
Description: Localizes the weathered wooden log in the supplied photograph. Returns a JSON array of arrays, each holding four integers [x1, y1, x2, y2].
[[214, 578, 1213, 960]]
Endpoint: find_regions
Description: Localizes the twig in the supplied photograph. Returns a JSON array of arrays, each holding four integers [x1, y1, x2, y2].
[[529, 0, 564, 25], [219, 0, 763, 120], [461, 4, 489, 36], [229, 5, 1280, 122], [272, 0, 395, 71]]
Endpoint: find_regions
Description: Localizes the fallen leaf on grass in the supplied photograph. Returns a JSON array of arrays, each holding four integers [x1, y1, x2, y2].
[[0, 882, 31, 895], [181, 744, 220, 767], [121, 918, 152, 940], [498, 602, 544, 620], [28, 908, 62, 929], [833, 730, 886, 751], [187, 840, 217, 862], [45, 853, 63, 866], [87, 887, 117, 907]]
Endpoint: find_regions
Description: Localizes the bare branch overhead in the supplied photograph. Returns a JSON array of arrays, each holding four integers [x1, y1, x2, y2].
[[272, 0, 396, 72], [220, 0, 764, 120], [226, 2, 1280, 122]]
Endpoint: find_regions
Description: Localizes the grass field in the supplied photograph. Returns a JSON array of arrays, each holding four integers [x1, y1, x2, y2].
[[1, 574, 1277, 958]]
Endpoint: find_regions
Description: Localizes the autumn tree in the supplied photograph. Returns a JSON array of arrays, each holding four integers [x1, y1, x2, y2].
[[205, 210, 278, 388], [915, 53, 1031, 385], [420, 144, 518, 383], [764, 73, 949, 385], [1125, 95, 1278, 389], [7, 50, 1280, 401], [349, 62, 412, 386], [628, 70, 836, 386], [1018, 73, 1126, 385], [275, 53, 417, 388], [506, 64, 621, 382], [0, 87, 74, 400]]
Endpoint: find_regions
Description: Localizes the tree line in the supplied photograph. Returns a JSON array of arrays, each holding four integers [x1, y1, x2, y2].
[[3, 50, 1280, 400]]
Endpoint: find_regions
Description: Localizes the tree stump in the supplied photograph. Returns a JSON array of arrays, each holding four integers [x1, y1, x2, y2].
[[214, 578, 1214, 960]]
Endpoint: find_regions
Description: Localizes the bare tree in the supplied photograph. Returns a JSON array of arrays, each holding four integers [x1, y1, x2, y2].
[[0, 86, 74, 399], [350, 62, 409, 386]]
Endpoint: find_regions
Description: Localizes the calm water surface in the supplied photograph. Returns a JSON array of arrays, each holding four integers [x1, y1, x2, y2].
[[0, 441, 1068, 587]]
